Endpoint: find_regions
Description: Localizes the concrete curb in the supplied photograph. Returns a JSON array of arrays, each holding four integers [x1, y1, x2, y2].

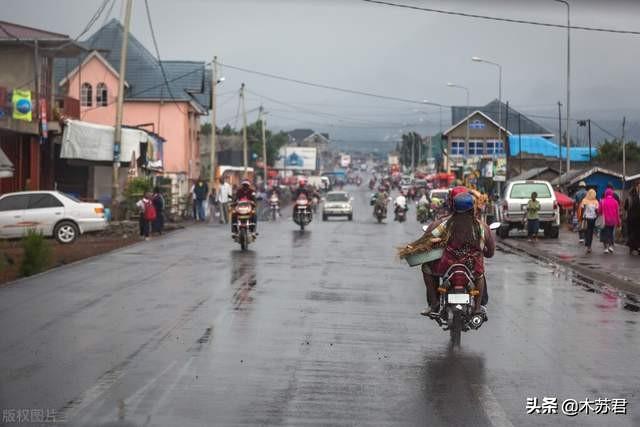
[[497, 238, 640, 300]]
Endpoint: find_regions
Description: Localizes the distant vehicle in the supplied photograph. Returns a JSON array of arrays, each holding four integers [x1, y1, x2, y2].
[[429, 189, 450, 205], [413, 179, 428, 190], [0, 191, 107, 243], [497, 180, 560, 239], [360, 163, 367, 172], [322, 191, 353, 221]]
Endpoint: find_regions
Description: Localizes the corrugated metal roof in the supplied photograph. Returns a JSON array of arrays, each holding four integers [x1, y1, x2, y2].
[[0, 20, 69, 41], [53, 19, 210, 111], [452, 100, 552, 135], [508, 135, 595, 161]]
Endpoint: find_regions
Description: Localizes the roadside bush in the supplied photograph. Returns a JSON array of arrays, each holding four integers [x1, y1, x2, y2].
[[20, 229, 52, 277]]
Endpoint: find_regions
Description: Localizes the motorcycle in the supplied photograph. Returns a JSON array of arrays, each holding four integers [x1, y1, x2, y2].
[[373, 203, 387, 224], [426, 222, 500, 345], [293, 195, 313, 231], [432, 264, 485, 346], [312, 194, 320, 214], [355, 176, 362, 186], [417, 204, 429, 224], [394, 205, 408, 222], [369, 179, 376, 190], [232, 199, 256, 251], [269, 194, 280, 221]]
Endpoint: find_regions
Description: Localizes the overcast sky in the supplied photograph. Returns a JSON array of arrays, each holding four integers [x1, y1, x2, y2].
[[3, 0, 640, 145]]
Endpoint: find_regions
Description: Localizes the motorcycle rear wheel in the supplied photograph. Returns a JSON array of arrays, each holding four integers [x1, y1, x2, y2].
[[239, 228, 248, 251], [450, 311, 462, 346]]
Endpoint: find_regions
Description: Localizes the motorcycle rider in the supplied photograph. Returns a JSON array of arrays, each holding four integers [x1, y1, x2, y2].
[[231, 179, 257, 236], [418, 189, 494, 317], [416, 189, 430, 222], [292, 178, 312, 216], [373, 186, 389, 217], [394, 191, 408, 220]]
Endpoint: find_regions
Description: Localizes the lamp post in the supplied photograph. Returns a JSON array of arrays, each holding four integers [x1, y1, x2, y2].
[[447, 83, 470, 165], [554, 0, 571, 174], [472, 56, 503, 149], [209, 56, 225, 190]]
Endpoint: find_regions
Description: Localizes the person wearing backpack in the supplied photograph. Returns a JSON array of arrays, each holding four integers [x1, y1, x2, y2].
[[136, 191, 156, 240]]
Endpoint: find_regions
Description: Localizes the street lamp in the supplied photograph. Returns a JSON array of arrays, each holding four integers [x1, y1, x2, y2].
[[554, 0, 571, 174], [472, 56, 503, 151], [447, 83, 470, 167]]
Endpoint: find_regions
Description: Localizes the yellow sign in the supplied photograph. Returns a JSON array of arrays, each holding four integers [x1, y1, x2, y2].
[[12, 89, 32, 121]]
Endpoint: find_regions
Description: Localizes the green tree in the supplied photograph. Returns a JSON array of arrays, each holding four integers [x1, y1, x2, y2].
[[595, 139, 640, 162]]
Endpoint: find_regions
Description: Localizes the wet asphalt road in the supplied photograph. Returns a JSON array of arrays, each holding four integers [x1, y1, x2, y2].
[[0, 184, 639, 427]]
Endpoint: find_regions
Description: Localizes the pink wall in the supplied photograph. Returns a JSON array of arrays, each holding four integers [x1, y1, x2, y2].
[[64, 55, 202, 178]]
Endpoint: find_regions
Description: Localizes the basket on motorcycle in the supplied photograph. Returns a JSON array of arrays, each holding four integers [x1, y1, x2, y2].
[[403, 248, 444, 267]]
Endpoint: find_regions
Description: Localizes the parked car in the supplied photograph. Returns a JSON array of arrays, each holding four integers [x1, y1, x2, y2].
[[322, 191, 353, 221], [0, 191, 107, 243], [497, 180, 560, 238]]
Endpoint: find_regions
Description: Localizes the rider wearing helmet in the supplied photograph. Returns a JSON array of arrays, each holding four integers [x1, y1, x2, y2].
[[232, 179, 257, 235], [427, 192, 495, 316]]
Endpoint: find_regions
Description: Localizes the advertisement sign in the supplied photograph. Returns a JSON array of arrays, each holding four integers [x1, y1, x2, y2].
[[12, 89, 32, 121], [340, 154, 351, 168], [274, 146, 317, 171], [39, 99, 48, 142]]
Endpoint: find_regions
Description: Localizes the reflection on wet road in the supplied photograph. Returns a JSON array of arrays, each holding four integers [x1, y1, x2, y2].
[[0, 185, 638, 426]]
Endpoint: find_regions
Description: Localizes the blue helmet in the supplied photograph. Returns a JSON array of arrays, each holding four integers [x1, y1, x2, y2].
[[453, 192, 474, 213]]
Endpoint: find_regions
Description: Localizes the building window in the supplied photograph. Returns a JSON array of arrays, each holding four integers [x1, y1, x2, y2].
[[96, 83, 108, 106], [81, 83, 92, 107], [486, 140, 505, 156], [451, 140, 465, 156], [468, 140, 485, 155]]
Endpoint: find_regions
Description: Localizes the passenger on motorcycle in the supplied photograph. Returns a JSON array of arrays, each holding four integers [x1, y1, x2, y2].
[[394, 192, 408, 217], [374, 186, 389, 215], [231, 180, 257, 235], [292, 179, 316, 215], [419, 191, 495, 317]]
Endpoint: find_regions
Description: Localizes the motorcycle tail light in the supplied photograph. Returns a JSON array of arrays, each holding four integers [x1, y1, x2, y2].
[[449, 273, 470, 288]]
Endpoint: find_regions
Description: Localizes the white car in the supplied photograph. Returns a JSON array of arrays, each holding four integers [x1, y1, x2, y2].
[[0, 191, 107, 243], [322, 191, 353, 221]]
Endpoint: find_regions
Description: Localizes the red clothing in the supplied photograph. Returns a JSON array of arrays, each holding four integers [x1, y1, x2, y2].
[[433, 221, 494, 277], [601, 189, 620, 227]]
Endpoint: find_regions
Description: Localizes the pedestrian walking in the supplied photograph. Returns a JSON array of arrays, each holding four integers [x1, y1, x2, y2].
[[151, 186, 165, 234], [216, 177, 233, 224], [624, 181, 640, 254], [525, 192, 541, 242], [136, 191, 156, 240], [574, 181, 588, 243], [579, 189, 599, 254], [208, 187, 217, 223], [192, 178, 208, 222], [600, 188, 620, 253]]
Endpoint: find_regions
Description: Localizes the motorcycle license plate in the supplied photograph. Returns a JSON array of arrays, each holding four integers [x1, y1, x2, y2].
[[448, 294, 470, 304]]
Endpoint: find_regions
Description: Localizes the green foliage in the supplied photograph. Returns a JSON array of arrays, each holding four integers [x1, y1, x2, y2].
[[399, 132, 423, 167], [123, 177, 153, 218], [200, 122, 212, 135], [20, 229, 52, 277], [221, 124, 235, 135], [595, 139, 640, 162]]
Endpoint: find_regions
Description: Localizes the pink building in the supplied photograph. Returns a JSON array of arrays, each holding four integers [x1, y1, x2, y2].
[[55, 19, 210, 201]]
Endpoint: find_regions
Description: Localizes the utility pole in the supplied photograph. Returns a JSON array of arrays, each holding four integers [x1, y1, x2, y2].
[[557, 102, 563, 182], [240, 83, 248, 177], [112, 0, 133, 220], [554, 0, 571, 175], [209, 56, 218, 190], [587, 119, 592, 165], [505, 102, 510, 180], [622, 116, 627, 188], [260, 105, 268, 188], [518, 113, 522, 174]]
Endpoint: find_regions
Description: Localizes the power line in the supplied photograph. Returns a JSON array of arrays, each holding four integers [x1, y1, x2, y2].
[[219, 61, 448, 107], [591, 120, 618, 139], [361, 0, 640, 36], [144, 0, 188, 114]]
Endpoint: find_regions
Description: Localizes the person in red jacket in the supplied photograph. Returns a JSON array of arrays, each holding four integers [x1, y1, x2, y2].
[[600, 188, 620, 253], [231, 180, 257, 235]]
